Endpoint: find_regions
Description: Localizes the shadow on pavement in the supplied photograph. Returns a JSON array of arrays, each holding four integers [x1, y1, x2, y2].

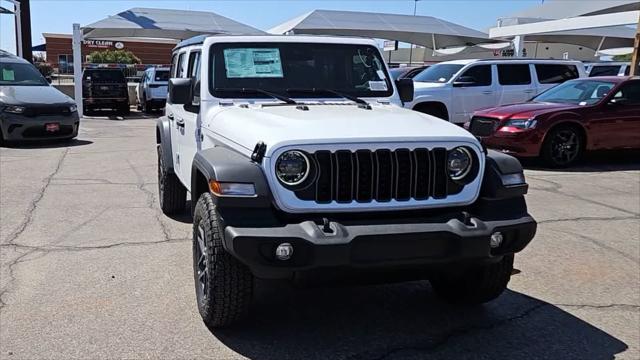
[[1, 139, 93, 149], [212, 282, 627, 360], [522, 149, 640, 173], [83, 108, 162, 121], [165, 200, 193, 224]]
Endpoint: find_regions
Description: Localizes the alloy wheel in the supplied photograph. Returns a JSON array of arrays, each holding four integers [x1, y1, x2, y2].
[[550, 129, 580, 165], [194, 224, 208, 305]]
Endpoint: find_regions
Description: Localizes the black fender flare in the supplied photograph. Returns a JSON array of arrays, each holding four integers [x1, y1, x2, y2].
[[480, 150, 528, 199], [191, 147, 272, 210], [156, 116, 174, 173]]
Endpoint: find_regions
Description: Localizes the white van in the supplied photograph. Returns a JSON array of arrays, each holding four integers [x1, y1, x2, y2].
[[586, 62, 638, 77], [405, 59, 586, 123]]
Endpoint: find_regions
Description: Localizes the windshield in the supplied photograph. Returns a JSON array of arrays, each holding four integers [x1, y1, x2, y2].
[[154, 70, 169, 82], [533, 80, 617, 105], [0, 62, 48, 86], [210, 43, 392, 99], [412, 64, 464, 83]]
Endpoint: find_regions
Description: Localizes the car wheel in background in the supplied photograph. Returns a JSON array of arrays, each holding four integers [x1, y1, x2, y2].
[[157, 144, 187, 214], [118, 104, 130, 116], [192, 192, 254, 328], [430, 254, 514, 305], [414, 103, 449, 121], [541, 125, 584, 168]]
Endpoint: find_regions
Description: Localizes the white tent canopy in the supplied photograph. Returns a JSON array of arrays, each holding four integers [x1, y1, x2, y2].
[[269, 9, 492, 50], [82, 7, 264, 40]]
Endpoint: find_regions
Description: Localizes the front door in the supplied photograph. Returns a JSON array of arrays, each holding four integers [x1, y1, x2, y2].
[[175, 50, 202, 189], [590, 81, 640, 149], [451, 64, 497, 123], [167, 52, 187, 179]]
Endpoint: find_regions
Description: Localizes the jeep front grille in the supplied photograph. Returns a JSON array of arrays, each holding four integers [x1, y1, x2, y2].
[[294, 148, 463, 203]]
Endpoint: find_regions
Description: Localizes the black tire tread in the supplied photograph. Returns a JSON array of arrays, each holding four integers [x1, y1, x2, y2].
[[540, 125, 583, 168], [194, 193, 253, 328], [431, 254, 514, 305], [157, 145, 186, 214]]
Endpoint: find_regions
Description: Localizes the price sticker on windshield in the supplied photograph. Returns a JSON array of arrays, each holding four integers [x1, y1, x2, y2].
[[368, 81, 388, 91]]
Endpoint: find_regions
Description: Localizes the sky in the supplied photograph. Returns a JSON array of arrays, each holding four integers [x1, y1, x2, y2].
[[0, 0, 543, 54]]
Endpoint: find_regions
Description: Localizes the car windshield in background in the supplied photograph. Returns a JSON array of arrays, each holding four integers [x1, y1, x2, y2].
[[533, 80, 617, 105], [412, 64, 464, 83], [210, 43, 393, 98], [155, 70, 169, 82], [0, 63, 48, 86], [84, 70, 125, 82]]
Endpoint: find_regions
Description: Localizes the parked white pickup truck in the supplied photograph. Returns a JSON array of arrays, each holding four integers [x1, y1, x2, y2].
[[156, 35, 536, 328]]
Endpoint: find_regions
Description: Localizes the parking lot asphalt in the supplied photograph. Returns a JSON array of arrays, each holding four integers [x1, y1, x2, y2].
[[0, 114, 638, 360]]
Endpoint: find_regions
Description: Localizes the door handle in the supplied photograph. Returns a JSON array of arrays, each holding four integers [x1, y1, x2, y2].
[[482, 91, 493, 95], [523, 89, 535, 93], [176, 118, 185, 128]]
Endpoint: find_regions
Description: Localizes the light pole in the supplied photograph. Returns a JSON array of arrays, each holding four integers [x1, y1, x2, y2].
[[408, 0, 419, 66]]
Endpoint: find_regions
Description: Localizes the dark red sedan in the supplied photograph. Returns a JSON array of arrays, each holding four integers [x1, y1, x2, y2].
[[469, 76, 640, 167]]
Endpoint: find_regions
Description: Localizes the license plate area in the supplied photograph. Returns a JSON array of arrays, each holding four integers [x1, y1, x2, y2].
[[45, 123, 60, 132]]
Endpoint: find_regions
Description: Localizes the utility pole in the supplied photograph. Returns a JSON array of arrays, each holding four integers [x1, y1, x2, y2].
[[10, 0, 32, 62], [630, 11, 639, 76], [408, 0, 419, 66]]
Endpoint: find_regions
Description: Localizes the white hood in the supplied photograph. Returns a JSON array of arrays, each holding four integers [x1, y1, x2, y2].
[[204, 103, 477, 157], [413, 81, 448, 90]]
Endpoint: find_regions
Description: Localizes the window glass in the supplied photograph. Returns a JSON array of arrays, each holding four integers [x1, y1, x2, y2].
[[533, 79, 616, 105], [0, 63, 48, 86], [413, 64, 463, 83], [458, 65, 492, 86], [169, 54, 178, 78], [498, 64, 531, 85], [177, 53, 187, 78], [535, 64, 579, 84], [589, 65, 621, 77], [210, 42, 392, 99], [187, 51, 201, 78], [82, 69, 125, 83], [624, 65, 639, 76], [154, 70, 170, 82], [612, 82, 640, 105]]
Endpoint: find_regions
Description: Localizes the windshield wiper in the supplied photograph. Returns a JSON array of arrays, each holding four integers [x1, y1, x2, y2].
[[214, 87, 297, 105], [286, 88, 370, 107]]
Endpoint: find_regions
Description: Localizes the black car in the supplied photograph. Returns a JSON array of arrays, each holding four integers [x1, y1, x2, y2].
[[0, 51, 79, 144], [389, 65, 430, 80], [82, 69, 130, 115]]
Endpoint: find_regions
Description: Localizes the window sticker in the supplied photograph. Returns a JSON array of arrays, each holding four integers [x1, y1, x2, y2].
[[2, 69, 15, 81], [223, 48, 284, 78], [368, 81, 388, 91]]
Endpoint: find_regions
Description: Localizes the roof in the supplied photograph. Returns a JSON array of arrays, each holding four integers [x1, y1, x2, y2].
[[575, 76, 634, 83], [0, 50, 29, 64], [503, 0, 640, 23], [82, 7, 265, 40], [438, 58, 583, 65], [176, 34, 380, 50], [268, 9, 491, 49]]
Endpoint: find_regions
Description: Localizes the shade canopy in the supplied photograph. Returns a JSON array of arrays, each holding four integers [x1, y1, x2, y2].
[[0, 6, 14, 14], [269, 9, 491, 49], [505, 0, 639, 21], [82, 7, 265, 40], [520, 25, 637, 51]]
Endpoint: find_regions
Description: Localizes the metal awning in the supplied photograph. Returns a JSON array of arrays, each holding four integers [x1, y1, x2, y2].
[[82, 7, 265, 40], [269, 9, 492, 49], [0, 6, 14, 14]]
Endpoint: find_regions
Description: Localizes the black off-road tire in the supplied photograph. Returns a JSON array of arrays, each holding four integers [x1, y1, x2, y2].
[[118, 104, 131, 116], [430, 254, 514, 305], [193, 192, 254, 328], [157, 144, 186, 214]]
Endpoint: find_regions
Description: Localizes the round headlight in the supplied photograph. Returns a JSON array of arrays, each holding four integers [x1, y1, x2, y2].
[[276, 150, 309, 186], [447, 147, 472, 181]]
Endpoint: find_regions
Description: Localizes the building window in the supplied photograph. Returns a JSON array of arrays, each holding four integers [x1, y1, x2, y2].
[[58, 54, 74, 74]]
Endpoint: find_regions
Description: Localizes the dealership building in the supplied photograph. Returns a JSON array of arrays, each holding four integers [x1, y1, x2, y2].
[[40, 33, 177, 73]]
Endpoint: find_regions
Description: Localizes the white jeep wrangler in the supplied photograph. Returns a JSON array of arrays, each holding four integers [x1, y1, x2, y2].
[[156, 35, 537, 328]]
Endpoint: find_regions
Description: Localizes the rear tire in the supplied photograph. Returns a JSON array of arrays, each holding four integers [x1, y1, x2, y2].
[[193, 192, 254, 328], [118, 104, 131, 116], [430, 254, 514, 305], [540, 125, 584, 168], [157, 144, 186, 214]]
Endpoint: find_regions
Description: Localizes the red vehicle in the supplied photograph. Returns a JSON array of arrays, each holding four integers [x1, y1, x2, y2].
[[470, 76, 640, 167]]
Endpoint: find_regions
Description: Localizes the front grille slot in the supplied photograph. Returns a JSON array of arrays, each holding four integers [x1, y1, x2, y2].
[[303, 148, 452, 203]]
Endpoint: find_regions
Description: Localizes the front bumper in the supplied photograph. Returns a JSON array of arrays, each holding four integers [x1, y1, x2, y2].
[[1, 112, 80, 141], [482, 130, 544, 158], [83, 98, 128, 108], [223, 211, 536, 279]]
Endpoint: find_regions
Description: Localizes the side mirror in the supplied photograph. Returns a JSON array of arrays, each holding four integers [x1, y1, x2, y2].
[[46, 76, 52, 84], [168, 78, 192, 105], [395, 78, 414, 103], [453, 76, 476, 87]]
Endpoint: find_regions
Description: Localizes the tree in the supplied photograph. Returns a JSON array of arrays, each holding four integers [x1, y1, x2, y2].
[[87, 49, 141, 64], [613, 54, 632, 62]]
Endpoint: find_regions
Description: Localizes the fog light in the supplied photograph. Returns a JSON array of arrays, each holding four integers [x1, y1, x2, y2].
[[275, 243, 293, 260], [490, 232, 503, 248]]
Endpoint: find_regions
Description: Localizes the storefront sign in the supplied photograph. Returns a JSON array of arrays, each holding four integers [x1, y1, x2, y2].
[[83, 40, 125, 49]]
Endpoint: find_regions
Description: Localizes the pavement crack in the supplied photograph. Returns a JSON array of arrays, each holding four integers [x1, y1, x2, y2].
[[555, 303, 639, 311], [4, 148, 69, 246], [537, 215, 639, 225], [554, 229, 639, 263]]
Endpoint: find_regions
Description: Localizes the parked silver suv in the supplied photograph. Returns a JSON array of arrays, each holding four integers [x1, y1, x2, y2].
[[0, 51, 79, 144], [136, 66, 169, 113]]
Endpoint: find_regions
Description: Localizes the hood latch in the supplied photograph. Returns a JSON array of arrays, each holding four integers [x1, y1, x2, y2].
[[251, 141, 267, 163]]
